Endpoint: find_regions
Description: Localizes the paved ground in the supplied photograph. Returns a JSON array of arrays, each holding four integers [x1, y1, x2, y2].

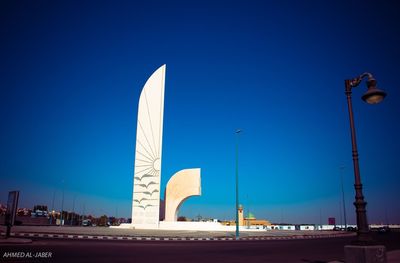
[[1, 226, 399, 262], [0, 237, 354, 263], [0, 233, 399, 263]]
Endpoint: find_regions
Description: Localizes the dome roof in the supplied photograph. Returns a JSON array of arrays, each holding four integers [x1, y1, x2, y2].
[[246, 212, 256, 219]]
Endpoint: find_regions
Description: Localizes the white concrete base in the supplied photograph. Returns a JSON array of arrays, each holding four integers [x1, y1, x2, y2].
[[159, 221, 231, 231], [344, 245, 386, 263], [112, 222, 267, 232]]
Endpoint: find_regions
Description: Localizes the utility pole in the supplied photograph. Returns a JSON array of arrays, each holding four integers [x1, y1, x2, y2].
[[60, 180, 65, 226], [340, 165, 347, 229], [50, 190, 56, 225], [70, 195, 76, 226], [235, 129, 242, 240]]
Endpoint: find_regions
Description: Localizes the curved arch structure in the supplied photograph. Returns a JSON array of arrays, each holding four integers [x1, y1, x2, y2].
[[164, 168, 201, 221], [131, 65, 165, 226]]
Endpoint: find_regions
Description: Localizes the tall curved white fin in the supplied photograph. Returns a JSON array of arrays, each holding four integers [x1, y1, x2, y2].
[[132, 65, 165, 226]]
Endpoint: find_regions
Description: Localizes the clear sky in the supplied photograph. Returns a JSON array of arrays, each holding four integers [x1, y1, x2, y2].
[[1, 0, 399, 224]]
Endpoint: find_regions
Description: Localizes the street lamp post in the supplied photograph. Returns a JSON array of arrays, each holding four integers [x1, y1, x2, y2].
[[340, 165, 347, 230], [60, 180, 65, 226], [344, 72, 386, 243], [71, 195, 76, 226], [50, 190, 55, 225], [235, 129, 242, 240]]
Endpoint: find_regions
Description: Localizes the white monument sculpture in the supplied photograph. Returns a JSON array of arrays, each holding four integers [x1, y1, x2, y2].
[[114, 65, 250, 231], [113, 65, 266, 231], [130, 65, 203, 228]]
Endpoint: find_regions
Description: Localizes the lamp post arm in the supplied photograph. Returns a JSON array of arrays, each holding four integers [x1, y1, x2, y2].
[[348, 72, 375, 88]]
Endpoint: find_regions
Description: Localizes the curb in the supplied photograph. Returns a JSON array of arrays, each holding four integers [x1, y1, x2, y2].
[[0, 232, 354, 242]]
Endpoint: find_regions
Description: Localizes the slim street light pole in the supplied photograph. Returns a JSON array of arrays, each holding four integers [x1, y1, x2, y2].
[[344, 73, 386, 243], [339, 200, 343, 228], [60, 180, 65, 226], [50, 190, 55, 225], [71, 195, 76, 226], [235, 129, 242, 240], [340, 165, 347, 230], [81, 203, 86, 226], [319, 208, 322, 230]]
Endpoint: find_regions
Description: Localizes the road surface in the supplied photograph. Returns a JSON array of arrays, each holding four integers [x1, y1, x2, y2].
[[1, 232, 399, 263]]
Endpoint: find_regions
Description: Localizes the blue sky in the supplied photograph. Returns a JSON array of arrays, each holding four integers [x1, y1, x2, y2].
[[1, 0, 399, 224]]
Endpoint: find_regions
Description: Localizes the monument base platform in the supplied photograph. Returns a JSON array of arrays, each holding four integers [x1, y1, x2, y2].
[[113, 222, 267, 231], [344, 245, 386, 263]]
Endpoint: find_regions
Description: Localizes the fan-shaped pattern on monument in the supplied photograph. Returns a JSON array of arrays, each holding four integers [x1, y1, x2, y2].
[[134, 65, 165, 180]]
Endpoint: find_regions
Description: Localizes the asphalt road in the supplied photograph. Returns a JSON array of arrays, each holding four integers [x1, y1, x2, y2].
[[1, 232, 399, 263]]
